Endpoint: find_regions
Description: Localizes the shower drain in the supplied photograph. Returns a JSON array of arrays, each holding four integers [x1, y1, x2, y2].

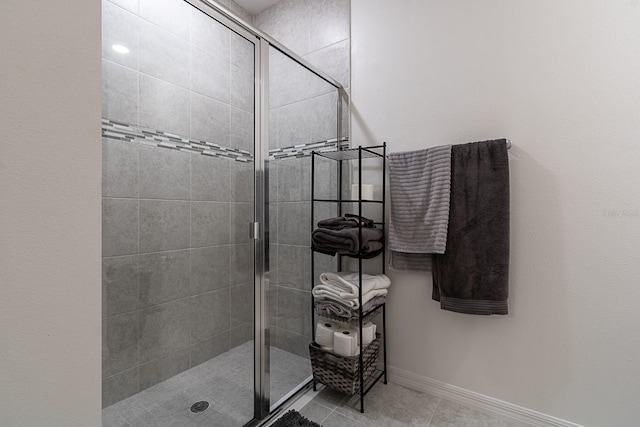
[[190, 401, 209, 414]]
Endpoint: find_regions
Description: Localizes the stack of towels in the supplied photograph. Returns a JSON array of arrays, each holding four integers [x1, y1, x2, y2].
[[311, 214, 384, 258], [315, 319, 377, 357], [312, 271, 391, 321]]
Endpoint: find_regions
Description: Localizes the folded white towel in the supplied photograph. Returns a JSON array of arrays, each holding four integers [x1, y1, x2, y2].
[[312, 288, 388, 309], [317, 271, 391, 300]]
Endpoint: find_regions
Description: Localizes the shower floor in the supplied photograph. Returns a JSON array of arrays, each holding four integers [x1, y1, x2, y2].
[[102, 342, 311, 427]]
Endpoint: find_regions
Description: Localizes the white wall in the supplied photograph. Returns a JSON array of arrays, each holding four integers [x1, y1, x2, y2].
[[0, 1, 102, 425], [351, 1, 640, 425]]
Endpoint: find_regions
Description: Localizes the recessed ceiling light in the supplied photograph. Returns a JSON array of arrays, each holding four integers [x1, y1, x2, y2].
[[112, 44, 129, 54]]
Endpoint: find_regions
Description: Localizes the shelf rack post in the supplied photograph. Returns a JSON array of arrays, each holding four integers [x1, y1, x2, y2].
[[382, 142, 388, 385], [358, 147, 364, 413], [311, 151, 316, 392]]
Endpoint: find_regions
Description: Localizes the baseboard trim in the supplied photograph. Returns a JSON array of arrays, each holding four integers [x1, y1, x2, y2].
[[387, 366, 583, 427]]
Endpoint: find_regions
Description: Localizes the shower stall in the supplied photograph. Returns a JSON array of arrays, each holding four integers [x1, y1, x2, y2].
[[101, 0, 346, 425]]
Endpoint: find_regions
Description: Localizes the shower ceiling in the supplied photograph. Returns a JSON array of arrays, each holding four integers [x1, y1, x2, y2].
[[232, 0, 280, 14]]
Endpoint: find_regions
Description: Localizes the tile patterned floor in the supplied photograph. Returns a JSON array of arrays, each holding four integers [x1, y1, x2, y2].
[[102, 341, 311, 427], [103, 342, 531, 427], [297, 383, 533, 427]]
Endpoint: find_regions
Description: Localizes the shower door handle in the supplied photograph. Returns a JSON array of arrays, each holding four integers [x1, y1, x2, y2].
[[249, 222, 260, 240]]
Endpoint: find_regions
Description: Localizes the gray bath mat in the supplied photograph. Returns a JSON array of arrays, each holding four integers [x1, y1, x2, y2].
[[270, 410, 322, 427]]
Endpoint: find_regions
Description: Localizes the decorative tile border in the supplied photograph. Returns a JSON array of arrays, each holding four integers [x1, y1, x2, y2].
[[269, 138, 349, 160], [101, 119, 349, 162], [101, 119, 254, 162]]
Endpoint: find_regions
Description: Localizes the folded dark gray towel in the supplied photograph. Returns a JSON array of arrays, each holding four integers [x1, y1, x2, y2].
[[432, 139, 510, 315], [317, 213, 374, 230], [312, 227, 384, 258]]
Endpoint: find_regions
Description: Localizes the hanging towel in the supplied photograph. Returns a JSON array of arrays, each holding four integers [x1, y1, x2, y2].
[[432, 139, 510, 315], [311, 227, 384, 258], [388, 145, 452, 271]]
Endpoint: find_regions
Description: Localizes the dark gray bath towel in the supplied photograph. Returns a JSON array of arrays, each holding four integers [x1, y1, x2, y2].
[[312, 227, 384, 258], [318, 214, 375, 230], [432, 139, 510, 315], [388, 145, 452, 271]]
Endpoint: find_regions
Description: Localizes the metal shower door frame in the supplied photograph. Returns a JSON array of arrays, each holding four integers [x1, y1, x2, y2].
[[184, 1, 346, 423]]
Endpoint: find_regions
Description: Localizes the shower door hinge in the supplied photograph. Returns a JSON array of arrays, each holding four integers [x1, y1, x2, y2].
[[249, 222, 260, 240]]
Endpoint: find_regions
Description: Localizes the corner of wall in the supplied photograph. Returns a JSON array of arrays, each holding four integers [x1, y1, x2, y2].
[[0, 1, 102, 425]]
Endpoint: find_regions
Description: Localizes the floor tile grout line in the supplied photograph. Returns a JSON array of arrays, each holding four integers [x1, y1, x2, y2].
[[301, 387, 342, 426], [320, 405, 337, 425], [426, 397, 442, 427], [324, 395, 364, 425]]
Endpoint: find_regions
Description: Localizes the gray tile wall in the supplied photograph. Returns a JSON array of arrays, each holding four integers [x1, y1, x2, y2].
[[253, 0, 350, 358], [101, 0, 255, 408], [101, 0, 255, 148], [255, 0, 350, 89], [102, 138, 255, 408]]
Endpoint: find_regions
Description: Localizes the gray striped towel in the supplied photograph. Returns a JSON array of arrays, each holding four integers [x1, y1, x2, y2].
[[388, 145, 452, 271]]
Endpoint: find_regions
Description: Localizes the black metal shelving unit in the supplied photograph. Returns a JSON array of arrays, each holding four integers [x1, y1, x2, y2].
[[310, 143, 387, 413]]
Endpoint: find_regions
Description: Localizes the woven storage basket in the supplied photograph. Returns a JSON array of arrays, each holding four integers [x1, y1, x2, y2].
[[309, 334, 380, 396]]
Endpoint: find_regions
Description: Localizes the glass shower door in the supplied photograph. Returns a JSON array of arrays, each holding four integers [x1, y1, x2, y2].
[[266, 45, 340, 409], [101, 0, 257, 425]]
